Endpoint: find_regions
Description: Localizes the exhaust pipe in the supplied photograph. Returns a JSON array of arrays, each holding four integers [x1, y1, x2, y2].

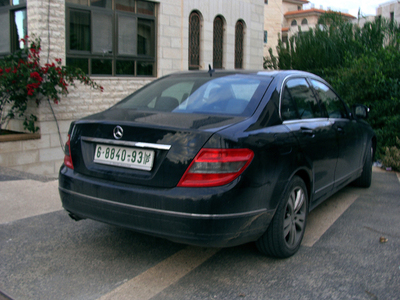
[[68, 212, 84, 221]]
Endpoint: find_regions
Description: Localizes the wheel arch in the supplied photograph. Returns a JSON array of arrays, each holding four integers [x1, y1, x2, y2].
[[291, 168, 312, 206]]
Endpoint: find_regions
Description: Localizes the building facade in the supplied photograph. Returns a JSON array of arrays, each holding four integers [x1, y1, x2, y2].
[[0, 0, 264, 177], [377, 0, 400, 23]]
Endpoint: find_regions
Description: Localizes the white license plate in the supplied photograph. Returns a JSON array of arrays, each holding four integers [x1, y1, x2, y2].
[[94, 144, 155, 171]]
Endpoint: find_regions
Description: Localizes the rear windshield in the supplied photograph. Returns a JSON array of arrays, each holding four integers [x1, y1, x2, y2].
[[116, 74, 271, 116]]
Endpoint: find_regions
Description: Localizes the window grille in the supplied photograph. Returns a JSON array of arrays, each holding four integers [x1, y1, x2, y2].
[[213, 16, 224, 69], [235, 20, 244, 69], [189, 11, 200, 70]]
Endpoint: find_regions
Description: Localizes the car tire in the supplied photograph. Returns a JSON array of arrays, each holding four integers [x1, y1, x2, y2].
[[256, 176, 308, 258], [353, 142, 373, 188]]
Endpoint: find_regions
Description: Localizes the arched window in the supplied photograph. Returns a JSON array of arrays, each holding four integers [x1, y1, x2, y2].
[[189, 11, 201, 70], [213, 16, 224, 69], [291, 20, 297, 26], [301, 18, 308, 25], [235, 20, 244, 69]]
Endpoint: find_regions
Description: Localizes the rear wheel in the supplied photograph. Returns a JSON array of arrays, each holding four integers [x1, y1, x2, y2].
[[256, 176, 308, 258], [353, 142, 373, 188]]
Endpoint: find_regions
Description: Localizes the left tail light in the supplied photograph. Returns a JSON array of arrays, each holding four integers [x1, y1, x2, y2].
[[64, 134, 74, 169], [177, 148, 254, 187]]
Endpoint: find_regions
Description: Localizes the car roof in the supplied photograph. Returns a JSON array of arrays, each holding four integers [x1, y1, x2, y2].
[[165, 69, 321, 81]]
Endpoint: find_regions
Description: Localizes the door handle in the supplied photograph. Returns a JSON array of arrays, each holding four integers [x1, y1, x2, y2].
[[300, 127, 315, 137], [336, 126, 345, 134]]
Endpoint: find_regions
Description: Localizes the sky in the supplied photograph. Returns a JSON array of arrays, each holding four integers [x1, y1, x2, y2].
[[303, 0, 392, 17]]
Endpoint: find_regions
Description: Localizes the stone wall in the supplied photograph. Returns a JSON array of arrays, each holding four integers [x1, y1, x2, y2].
[[264, 0, 283, 57], [377, 1, 400, 23]]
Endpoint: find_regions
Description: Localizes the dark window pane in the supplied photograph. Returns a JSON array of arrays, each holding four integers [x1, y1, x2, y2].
[[285, 78, 321, 119], [69, 10, 91, 51], [137, 18, 154, 57], [137, 61, 153, 76], [92, 11, 112, 54], [67, 57, 89, 74], [0, 0, 10, 6], [189, 11, 200, 70], [235, 21, 244, 69], [291, 20, 297, 26], [90, 0, 111, 9], [311, 80, 348, 118], [116, 60, 135, 75], [137, 1, 154, 16], [115, 0, 134, 12], [213, 16, 223, 69], [92, 59, 112, 75], [281, 89, 298, 121], [0, 11, 10, 53], [13, 9, 27, 51], [118, 14, 137, 55], [66, 0, 88, 5]]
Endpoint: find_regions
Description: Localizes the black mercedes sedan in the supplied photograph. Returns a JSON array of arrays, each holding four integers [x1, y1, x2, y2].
[[59, 70, 376, 258]]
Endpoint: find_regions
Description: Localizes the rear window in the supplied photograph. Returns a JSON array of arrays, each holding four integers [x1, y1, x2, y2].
[[116, 74, 271, 116]]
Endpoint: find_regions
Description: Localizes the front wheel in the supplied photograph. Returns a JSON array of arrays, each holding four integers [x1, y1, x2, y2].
[[256, 176, 308, 258]]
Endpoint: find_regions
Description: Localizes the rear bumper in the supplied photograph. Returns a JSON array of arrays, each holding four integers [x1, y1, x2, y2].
[[59, 166, 274, 247]]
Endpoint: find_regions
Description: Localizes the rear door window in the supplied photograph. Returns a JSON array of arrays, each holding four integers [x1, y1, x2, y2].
[[311, 80, 348, 119], [281, 78, 322, 121]]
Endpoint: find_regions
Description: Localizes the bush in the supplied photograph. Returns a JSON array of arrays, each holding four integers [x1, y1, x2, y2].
[[0, 36, 103, 132], [381, 137, 400, 171]]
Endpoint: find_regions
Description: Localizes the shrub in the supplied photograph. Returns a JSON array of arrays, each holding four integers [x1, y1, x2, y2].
[[0, 36, 103, 132], [381, 137, 400, 171]]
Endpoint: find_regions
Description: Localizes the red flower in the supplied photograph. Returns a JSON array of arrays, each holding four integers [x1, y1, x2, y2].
[[5, 68, 11, 73], [30, 72, 43, 82]]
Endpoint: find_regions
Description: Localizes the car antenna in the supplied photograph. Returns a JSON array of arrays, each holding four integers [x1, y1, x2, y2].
[[208, 64, 215, 77]]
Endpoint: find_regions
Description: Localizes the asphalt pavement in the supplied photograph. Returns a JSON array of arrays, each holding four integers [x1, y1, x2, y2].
[[0, 166, 399, 300]]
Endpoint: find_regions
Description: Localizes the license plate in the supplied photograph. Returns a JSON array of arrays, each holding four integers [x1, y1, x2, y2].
[[94, 144, 155, 171]]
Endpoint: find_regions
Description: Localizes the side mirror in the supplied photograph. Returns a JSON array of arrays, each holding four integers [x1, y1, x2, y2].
[[352, 104, 370, 119]]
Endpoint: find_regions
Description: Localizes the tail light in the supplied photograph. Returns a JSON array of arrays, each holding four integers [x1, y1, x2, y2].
[[64, 134, 74, 169], [177, 148, 254, 187]]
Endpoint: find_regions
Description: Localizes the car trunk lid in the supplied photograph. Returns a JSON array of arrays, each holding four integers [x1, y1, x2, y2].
[[68, 109, 246, 188]]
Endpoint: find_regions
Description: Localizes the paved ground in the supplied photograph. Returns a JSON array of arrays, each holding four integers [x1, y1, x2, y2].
[[0, 166, 399, 300]]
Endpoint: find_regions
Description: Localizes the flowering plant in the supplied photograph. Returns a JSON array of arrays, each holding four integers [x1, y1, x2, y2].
[[0, 36, 103, 133]]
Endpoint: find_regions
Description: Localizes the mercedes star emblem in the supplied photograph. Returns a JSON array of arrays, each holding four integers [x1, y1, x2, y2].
[[113, 126, 124, 140]]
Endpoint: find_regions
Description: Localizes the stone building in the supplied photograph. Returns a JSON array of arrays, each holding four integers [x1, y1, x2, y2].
[[0, 0, 264, 177], [377, 0, 400, 23]]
